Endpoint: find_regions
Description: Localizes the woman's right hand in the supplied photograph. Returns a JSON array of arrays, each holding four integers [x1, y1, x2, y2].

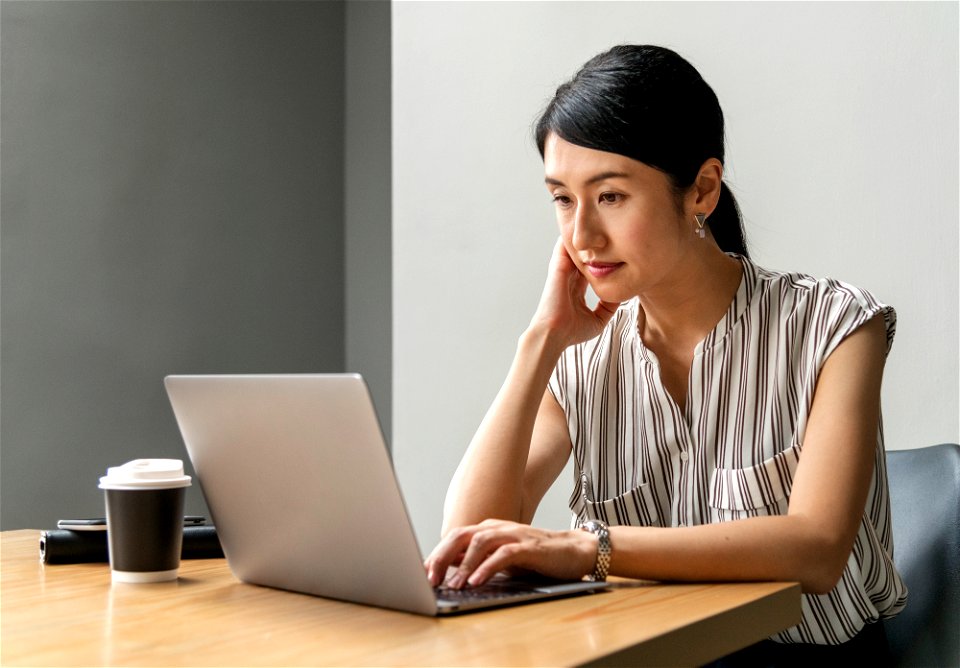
[[528, 238, 620, 351]]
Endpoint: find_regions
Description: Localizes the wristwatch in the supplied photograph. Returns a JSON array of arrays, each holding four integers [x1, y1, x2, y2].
[[580, 519, 611, 582]]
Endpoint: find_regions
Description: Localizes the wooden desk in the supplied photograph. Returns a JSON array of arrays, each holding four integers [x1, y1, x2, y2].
[[1, 530, 800, 666]]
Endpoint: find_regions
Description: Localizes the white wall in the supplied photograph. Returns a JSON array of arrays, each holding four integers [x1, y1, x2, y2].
[[393, 1, 959, 551]]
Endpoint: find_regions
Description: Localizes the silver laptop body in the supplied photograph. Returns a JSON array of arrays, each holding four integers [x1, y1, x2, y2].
[[164, 374, 607, 615]]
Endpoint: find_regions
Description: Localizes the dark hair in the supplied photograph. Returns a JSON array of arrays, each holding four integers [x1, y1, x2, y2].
[[534, 45, 748, 257]]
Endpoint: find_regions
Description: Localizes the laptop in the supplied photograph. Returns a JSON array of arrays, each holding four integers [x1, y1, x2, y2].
[[163, 374, 608, 615]]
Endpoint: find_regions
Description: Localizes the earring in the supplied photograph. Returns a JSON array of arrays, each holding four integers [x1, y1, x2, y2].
[[694, 213, 707, 239]]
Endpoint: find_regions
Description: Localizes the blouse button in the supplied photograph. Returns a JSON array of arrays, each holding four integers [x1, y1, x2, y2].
[[679, 451, 689, 461]]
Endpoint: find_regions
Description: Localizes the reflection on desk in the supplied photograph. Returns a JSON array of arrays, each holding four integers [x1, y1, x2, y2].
[[1, 530, 800, 667]]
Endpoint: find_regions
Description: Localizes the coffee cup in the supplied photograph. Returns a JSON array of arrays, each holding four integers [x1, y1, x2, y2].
[[99, 458, 192, 583]]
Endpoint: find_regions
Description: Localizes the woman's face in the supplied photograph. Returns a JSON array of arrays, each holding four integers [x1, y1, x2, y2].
[[543, 133, 692, 303]]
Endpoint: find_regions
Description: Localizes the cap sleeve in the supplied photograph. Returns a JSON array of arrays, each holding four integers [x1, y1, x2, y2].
[[812, 279, 896, 369]]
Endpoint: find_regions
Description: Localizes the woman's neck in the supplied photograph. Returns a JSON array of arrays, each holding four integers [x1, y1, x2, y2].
[[636, 245, 743, 352]]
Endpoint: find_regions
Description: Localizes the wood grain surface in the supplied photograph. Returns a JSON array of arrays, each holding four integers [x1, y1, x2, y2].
[[1, 530, 800, 666]]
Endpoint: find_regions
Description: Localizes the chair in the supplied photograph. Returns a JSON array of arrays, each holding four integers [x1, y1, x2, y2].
[[883, 443, 960, 667]]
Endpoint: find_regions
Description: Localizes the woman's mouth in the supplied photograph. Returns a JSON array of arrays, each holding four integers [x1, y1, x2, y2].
[[584, 261, 623, 278]]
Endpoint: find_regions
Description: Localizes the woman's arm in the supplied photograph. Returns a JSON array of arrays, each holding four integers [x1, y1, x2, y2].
[[441, 336, 572, 534], [428, 314, 888, 594], [430, 239, 619, 584], [442, 238, 619, 534], [431, 382, 577, 588]]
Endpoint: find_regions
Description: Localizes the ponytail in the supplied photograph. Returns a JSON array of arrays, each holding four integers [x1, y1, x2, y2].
[[709, 181, 748, 258]]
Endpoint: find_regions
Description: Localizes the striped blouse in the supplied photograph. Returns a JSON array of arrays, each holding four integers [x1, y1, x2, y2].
[[548, 255, 908, 645]]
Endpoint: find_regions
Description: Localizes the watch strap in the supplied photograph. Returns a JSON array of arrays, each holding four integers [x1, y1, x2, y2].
[[581, 519, 611, 582]]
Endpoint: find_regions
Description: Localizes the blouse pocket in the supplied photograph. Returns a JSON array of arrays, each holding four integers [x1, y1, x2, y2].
[[579, 473, 662, 527], [708, 444, 801, 522]]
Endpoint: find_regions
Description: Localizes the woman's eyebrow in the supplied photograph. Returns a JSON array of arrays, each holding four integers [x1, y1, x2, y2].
[[544, 171, 630, 187]]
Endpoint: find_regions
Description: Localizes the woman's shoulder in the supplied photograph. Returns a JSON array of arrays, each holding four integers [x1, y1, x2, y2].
[[744, 256, 887, 310], [599, 298, 642, 344], [740, 256, 896, 351], [556, 299, 639, 361], [549, 300, 636, 401]]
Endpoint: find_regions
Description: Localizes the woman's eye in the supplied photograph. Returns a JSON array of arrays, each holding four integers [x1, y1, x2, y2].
[[599, 192, 621, 204], [552, 194, 572, 207]]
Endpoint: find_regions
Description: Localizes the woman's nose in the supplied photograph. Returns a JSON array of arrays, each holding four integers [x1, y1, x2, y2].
[[571, 204, 605, 250]]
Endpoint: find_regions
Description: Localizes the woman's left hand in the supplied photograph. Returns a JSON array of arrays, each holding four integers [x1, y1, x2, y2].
[[423, 519, 598, 588]]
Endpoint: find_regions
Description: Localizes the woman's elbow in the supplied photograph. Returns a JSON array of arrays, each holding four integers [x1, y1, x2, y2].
[[797, 542, 850, 595], [801, 567, 843, 595]]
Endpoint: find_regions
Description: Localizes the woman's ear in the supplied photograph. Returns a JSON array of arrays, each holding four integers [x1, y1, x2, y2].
[[687, 158, 724, 216]]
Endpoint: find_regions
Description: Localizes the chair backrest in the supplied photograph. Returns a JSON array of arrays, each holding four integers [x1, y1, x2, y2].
[[883, 443, 960, 667]]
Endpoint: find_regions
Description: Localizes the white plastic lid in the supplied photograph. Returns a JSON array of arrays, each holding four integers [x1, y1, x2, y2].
[[99, 459, 192, 490]]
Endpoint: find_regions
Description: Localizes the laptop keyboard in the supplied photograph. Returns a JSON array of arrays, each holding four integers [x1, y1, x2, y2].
[[435, 580, 541, 602]]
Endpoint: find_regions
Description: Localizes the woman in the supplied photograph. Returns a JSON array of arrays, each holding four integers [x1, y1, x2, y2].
[[424, 45, 906, 660]]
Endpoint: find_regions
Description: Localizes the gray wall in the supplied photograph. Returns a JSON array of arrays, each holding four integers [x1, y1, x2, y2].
[[392, 1, 959, 550], [345, 0, 392, 442], [1, 0, 349, 529]]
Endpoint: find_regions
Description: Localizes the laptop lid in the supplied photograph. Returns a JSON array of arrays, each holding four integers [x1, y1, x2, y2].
[[164, 374, 441, 615]]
